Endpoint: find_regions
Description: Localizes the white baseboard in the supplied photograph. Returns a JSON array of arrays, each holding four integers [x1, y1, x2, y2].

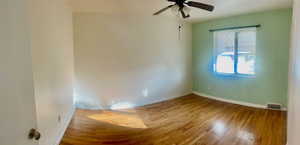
[[193, 91, 287, 111], [55, 107, 75, 145]]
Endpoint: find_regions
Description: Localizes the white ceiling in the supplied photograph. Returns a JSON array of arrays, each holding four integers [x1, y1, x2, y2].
[[70, 0, 293, 22]]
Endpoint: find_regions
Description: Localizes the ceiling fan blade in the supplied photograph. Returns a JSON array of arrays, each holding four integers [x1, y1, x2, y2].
[[186, 1, 214, 12], [153, 5, 175, 15]]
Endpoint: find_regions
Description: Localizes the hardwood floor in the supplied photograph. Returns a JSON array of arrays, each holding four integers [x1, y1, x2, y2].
[[60, 94, 286, 145]]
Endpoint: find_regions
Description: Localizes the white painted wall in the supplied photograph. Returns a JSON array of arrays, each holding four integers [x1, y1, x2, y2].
[[29, 0, 74, 145], [0, 0, 38, 145], [73, 13, 192, 109], [287, 0, 300, 145]]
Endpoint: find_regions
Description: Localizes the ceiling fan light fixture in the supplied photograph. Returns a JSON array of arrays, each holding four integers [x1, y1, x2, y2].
[[182, 6, 191, 15], [171, 5, 191, 18], [171, 5, 180, 14]]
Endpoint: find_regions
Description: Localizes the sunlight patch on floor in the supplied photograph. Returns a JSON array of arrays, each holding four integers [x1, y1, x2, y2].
[[237, 130, 255, 143], [88, 111, 147, 129], [213, 121, 227, 136]]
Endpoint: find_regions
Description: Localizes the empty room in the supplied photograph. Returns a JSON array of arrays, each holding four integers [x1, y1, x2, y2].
[[1, 0, 300, 145]]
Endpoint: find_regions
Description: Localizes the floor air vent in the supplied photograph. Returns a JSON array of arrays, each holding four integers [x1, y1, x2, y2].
[[267, 103, 282, 110]]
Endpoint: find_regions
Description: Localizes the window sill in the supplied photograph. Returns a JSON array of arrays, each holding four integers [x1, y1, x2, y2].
[[213, 72, 256, 79]]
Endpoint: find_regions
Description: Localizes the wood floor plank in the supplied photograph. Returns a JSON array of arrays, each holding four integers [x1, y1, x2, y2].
[[60, 94, 287, 145]]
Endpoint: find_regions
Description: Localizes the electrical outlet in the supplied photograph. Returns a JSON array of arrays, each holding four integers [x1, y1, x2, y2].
[[143, 89, 148, 98]]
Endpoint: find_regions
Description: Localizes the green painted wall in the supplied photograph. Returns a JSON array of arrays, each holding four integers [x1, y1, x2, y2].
[[192, 9, 292, 107]]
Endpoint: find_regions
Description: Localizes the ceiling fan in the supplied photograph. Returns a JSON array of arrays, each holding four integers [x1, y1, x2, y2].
[[153, 0, 215, 19]]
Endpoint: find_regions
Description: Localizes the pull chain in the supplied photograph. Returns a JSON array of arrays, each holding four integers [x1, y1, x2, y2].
[[178, 24, 183, 40]]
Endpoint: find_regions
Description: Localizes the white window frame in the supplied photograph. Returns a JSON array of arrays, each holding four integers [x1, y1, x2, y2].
[[213, 28, 257, 77]]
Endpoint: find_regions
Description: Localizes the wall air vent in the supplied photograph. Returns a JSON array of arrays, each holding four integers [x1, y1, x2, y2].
[[267, 103, 282, 110]]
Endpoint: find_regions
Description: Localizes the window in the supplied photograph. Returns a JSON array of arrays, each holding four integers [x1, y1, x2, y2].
[[213, 28, 256, 76]]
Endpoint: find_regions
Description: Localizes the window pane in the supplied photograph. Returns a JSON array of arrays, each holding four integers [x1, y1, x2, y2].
[[237, 30, 256, 75], [214, 31, 235, 74]]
